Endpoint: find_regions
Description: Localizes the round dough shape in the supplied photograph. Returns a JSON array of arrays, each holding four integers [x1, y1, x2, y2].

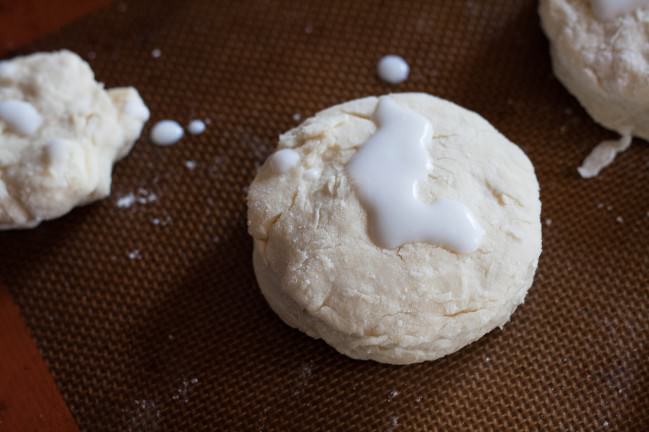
[[0, 50, 150, 229], [247, 93, 542, 364], [540, 0, 649, 139]]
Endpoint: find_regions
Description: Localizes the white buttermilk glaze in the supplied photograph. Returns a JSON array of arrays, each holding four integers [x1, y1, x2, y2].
[[268, 148, 300, 174], [0, 100, 43, 136], [346, 96, 484, 254]]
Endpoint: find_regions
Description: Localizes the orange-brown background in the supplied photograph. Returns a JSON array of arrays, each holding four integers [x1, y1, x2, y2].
[[0, 0, 108, 55], [0, 1, 106, 430]]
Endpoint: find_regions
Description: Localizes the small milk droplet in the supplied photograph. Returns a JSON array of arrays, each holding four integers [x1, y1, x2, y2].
[[187, 119, 206, 135], [0, 100, 43, 136], [151, 120, 184, 146], [377, 55, 410, 84], [268, 149, 300, 174]]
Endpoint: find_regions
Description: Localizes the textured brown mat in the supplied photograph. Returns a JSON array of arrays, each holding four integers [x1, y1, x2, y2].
[[0, 285, 78, 431], [1, 0, 648, 430]]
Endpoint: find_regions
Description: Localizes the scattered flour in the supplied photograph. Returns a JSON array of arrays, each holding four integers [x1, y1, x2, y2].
[[116, 189, 158, 208], [171, 378, 199, 404], [151, 215, 172, 226]]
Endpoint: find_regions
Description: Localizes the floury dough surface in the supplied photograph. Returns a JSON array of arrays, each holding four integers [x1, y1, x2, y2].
[[540, 0, 649, 175], [247, 93, 542, 364], [0, 50, 149, 229]]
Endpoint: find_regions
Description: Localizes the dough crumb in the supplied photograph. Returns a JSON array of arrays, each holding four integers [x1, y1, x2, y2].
[[128, 250, 142, 260], [578, 134, 632, 179], [185, 160, 197, 170], [116, 193, 136, 208]]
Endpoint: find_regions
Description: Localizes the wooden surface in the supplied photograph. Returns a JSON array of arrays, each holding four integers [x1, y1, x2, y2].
[[0, 1, 107, 430], [0, 0, 109, 55]]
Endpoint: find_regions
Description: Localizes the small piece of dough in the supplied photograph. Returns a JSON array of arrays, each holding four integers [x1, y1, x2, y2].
[[540, 0, 649, 174], [247, 93, 542, 364], [0, 50, 150, 229]]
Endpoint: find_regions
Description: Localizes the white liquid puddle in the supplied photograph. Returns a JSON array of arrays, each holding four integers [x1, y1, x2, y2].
[[0, 100, 43, 136], [268, 148, 300, 174], [188, 119, 206, 135], [578, 131, 632, 178], [346, 96, 484, 254], [151, 120, 184, 146], [377, 55, 410, 84], [591, 0, 649, 19]]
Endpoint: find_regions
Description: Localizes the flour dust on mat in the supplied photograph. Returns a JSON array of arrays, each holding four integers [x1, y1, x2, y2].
[[0, 50, 149, 229], [267, 148, 300, 174], [115, 188, 158, 209], [248, 93, 542, 364]]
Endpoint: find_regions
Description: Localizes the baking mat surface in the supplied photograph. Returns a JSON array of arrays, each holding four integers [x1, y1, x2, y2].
[[1, 0, 648, 430]]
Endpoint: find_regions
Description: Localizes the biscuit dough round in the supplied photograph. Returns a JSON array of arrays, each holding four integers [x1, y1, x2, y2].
[[0, 50, 149, 229], [247, 93, 542, 364], [540, 0, 649, 139]]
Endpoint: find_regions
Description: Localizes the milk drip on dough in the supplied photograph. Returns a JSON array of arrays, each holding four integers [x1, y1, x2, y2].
[[540, 0, 649, 177], [0, 50, 149, 228], [247, 93, 542, 364]]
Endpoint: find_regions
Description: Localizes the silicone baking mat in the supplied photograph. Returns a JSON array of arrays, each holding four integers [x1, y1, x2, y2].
[[1, 0, 647, 430]]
